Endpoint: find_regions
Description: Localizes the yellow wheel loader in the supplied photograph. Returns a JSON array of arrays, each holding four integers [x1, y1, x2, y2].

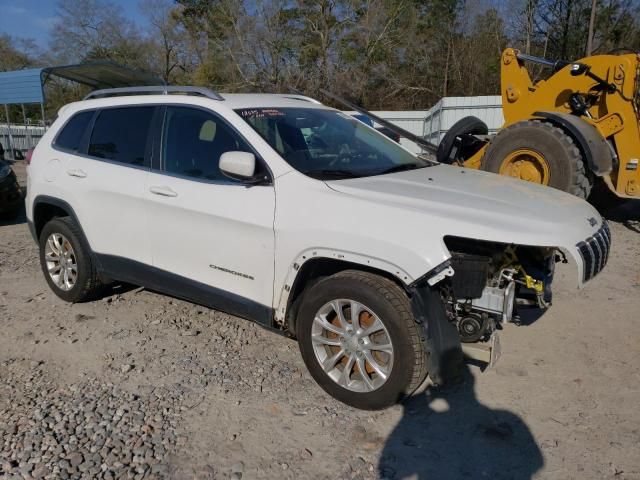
[[437, 48, 640, 199]]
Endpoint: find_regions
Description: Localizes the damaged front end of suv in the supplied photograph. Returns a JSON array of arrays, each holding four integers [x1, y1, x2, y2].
[[414, 223, 611, 385]]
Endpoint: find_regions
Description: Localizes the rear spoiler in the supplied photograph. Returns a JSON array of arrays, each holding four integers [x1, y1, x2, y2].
[[318, 89, 438, 154]]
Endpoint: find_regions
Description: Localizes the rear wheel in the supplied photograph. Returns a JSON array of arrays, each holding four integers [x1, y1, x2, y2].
[[297, 270, 428, 410], [482, 120, 593, 198], [39, 217, 101, 302]]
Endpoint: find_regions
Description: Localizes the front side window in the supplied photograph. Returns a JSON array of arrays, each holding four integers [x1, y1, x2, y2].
[[162, 106, 251, 182], [54, 110, 94, 152], [88, 107, 155, 166], [236, 107, 431, 180]]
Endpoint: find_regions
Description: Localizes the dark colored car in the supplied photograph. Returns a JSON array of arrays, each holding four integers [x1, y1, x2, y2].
[[0, 158, 23, 219]]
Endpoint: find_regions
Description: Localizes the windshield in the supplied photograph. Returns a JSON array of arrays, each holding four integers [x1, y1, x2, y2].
[[236, 107, 431, 179]]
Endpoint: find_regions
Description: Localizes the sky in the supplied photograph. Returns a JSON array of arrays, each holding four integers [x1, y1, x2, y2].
[[0, 0, 149, 48]]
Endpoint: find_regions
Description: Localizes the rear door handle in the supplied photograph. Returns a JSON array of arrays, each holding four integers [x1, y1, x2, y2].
[[149, 185, 178, 197], [66, 169, 87, 178]]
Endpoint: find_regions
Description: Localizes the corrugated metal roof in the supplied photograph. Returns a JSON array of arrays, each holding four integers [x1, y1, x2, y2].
[[0, 68, 44, 104], [0, 62, 164, 105], [42, 62, 163, 89]]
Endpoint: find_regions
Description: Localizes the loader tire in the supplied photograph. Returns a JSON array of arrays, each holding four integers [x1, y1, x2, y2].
[[482, 120, 593, 198]]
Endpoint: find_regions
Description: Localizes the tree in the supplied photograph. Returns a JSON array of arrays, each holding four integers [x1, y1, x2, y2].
[[50, 0, 148, 67], [5, 0, 640, 113], [0, 35, 38, 71], [140, 0, 196, 83]]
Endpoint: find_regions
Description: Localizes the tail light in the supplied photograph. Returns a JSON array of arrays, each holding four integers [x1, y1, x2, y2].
[[25, 148, 34, 165]]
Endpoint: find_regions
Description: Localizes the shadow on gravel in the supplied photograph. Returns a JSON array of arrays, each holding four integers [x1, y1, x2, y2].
[[379, 364, 543, 480], [97, 281, 140, 299], [604, 200, 640, 234], [590, 182, 640, 233], [513, 305, 548, 326]]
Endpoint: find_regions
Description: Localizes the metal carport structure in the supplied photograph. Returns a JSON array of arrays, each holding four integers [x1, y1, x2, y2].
[[0, 62, 163, 160]]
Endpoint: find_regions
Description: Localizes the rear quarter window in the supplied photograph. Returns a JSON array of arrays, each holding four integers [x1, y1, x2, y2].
[[53, 111, 94, 152]]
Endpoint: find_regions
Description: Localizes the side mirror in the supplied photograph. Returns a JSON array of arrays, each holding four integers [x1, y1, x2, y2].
[[220, 151, 256, 180]]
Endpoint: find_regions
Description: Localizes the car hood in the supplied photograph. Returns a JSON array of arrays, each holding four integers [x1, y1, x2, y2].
[[325, 164, 602, 248]]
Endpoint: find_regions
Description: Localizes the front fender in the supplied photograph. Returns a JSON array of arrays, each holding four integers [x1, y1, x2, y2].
[[273, 247, 421, 325], [533, 111, 613, 176]]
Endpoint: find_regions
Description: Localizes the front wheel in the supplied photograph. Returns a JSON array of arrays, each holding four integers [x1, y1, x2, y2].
[[297, 270, 428, 410]]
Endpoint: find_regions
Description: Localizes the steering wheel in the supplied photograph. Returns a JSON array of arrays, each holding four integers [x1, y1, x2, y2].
[[328, 143, 353, 167]]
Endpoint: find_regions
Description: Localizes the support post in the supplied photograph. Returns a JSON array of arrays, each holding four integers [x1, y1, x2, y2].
[[40, 103, 46, 130], [3, 104, 15, 161], [22, 104, 32, 150]]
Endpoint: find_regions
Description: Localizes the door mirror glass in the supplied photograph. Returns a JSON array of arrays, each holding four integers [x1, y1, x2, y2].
[[220, 151, 256, 180]]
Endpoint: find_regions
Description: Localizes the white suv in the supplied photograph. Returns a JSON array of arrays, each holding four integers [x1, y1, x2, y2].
[[26, 86, 610, 409]]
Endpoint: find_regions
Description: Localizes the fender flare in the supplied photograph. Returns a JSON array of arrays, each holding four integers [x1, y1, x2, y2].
[[32, 195, 117, 283], [274, 248, 416, 326], [533, 111, 613, 176], [32, 194, 95, 255]]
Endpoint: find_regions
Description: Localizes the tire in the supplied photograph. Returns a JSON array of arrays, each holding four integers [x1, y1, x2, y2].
[[296, 270, 428, 410], [437, 116, 488, 164], [482, 120, 593, 198], [39, 217, 101, 303]]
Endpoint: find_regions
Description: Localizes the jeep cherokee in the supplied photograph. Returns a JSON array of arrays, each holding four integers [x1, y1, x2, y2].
[[26, 86, 610, 409]]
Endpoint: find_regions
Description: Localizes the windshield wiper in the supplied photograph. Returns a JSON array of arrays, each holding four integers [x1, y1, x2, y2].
[[304, 169, 362, 180], [417, 153, 439, 165], [374, 163, 425, 175]]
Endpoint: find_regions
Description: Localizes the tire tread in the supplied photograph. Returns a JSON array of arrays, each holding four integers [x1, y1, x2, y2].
[[328, 270, 428, 395], [39, 216, 101, 302], [483, 120, 593, 198]]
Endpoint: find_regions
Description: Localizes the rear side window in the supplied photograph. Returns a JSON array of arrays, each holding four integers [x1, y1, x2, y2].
[[54, 111, 94, 152], [88, 107, 155, 166]]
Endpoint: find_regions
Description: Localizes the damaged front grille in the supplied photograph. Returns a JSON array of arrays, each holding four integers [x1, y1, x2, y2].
[[576, 221, 611, 282]]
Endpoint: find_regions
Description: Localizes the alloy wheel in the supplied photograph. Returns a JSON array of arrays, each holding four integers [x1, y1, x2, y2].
[[311, 299, 394, 392], [44, 233, 78, 291]]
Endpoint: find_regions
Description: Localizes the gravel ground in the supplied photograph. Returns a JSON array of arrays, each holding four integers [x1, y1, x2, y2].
[[1, 161, 639, 479]]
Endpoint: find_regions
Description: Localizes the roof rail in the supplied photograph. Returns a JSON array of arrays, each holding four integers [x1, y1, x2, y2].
[[83, 85, 224, 101], [274, 94, 323, 104]]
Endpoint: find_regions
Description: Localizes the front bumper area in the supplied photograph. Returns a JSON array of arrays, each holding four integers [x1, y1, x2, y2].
[[576, 221, 611, 283]]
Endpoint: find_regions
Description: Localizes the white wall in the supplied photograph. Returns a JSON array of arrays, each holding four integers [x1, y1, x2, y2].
[[423, 96, 503, 145], [0, 124, 46, 152]]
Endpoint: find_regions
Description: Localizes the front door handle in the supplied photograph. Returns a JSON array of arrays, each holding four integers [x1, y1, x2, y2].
[[149, 185, 178, 197], [66, 169, 87, 178]]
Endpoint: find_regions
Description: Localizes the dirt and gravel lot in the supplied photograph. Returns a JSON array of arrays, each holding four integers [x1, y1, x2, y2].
[[1, 160, 639, 480]]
